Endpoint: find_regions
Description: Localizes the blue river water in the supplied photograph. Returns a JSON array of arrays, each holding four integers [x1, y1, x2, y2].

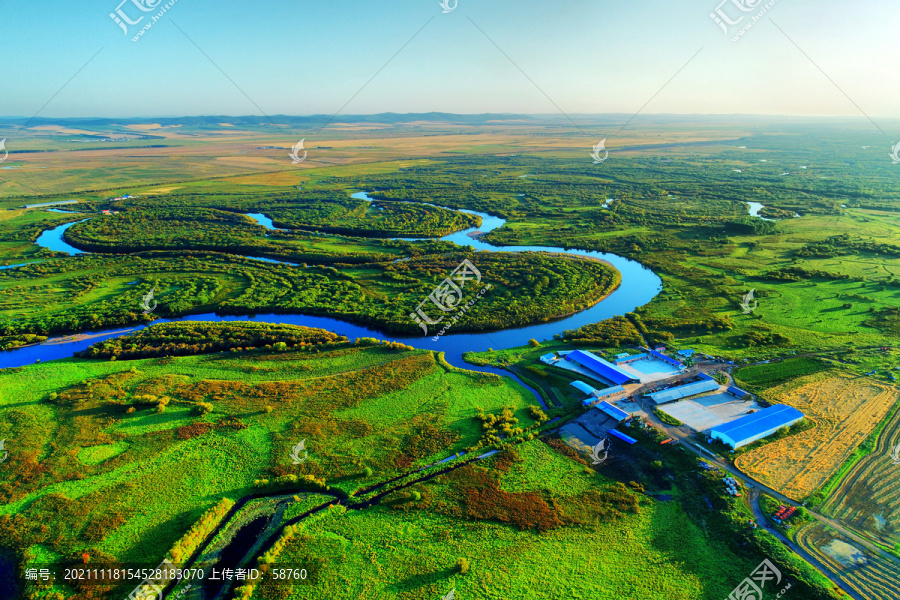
[[4, 193, 662, 378], [35, 219, 88, 255]]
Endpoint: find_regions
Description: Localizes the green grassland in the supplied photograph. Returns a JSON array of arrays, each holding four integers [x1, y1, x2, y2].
[[0, 341, 541, 598], [249, 428, 841, 600]]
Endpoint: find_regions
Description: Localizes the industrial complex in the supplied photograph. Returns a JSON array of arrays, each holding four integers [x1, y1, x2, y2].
[[548, 346, 806, 457]]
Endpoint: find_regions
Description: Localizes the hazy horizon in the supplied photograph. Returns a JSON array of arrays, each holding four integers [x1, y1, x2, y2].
[[2, 113, 898, 124], [5, 0, 898, 131]]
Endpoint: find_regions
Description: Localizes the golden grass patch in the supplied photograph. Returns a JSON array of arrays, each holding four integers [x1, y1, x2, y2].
[[736, 373, 899, 501]]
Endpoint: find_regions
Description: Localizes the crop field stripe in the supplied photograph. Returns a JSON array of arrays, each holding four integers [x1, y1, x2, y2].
[[820, 398, 900, 549], [795, 522, 900, 600]]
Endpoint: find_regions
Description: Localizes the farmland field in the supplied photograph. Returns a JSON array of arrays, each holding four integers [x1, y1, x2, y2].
[[820, 399, 900, 551], [733, 357, 832, 391], [735, 373, 900, 501], [795, 521, 900, 600]]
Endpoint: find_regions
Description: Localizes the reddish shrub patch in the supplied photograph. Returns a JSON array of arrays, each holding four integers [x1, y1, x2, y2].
[[176, 422, 213, 440], [453, 467, 562, 532]]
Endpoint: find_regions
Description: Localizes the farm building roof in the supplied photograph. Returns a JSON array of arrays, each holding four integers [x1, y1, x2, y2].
[[678, 349, 695, 357], [711, 405, 804, 444], [609, 429, 637, 444], [596, 401, 630, 422], [570, 380, 596, 395], [727, 386, 749, 398], [565, 350, 636, 385], [592, 385, 626, 398], [647, 349, 684, 368], [647, 379, 720, 404], [614, 353, 647, 365]]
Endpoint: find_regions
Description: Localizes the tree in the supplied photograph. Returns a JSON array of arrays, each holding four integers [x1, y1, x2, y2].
[[456, 558, 470, 574]]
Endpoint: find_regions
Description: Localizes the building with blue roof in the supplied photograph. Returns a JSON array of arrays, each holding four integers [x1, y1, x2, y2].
[[727, 386, 750, 399], [565, 350, 638, 385], [582, 385, 626, 406], [647, 349, 684, 369], [647, 379, 720, 404], [614, 353, 648, 365], [609, 429, 637, 444], [595, 401, 630, 422], [592, 385, 626, 399], [571, 381, 596, 395], [710, 405, 804, 449]]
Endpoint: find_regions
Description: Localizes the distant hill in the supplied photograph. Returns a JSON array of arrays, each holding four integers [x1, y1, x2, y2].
[[0, 113, 549, 129]]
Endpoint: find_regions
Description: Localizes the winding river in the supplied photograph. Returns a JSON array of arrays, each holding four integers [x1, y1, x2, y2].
[[2, 193, 662, 383], [0, 193, 662, 595]]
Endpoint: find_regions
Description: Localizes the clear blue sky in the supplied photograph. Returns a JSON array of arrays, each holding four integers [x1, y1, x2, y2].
[[2, 0, 897, 120]]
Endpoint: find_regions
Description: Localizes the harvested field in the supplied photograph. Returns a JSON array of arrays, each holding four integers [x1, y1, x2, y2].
[[821, 400, 900, 550], [735, 374, 899, 501], [795, 522, 900, 600]]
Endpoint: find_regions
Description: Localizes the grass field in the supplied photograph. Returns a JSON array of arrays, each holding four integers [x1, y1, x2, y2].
[[248, 439, 802, 600], [0, 341, 539, 598], [735, 372, 900, 501]]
